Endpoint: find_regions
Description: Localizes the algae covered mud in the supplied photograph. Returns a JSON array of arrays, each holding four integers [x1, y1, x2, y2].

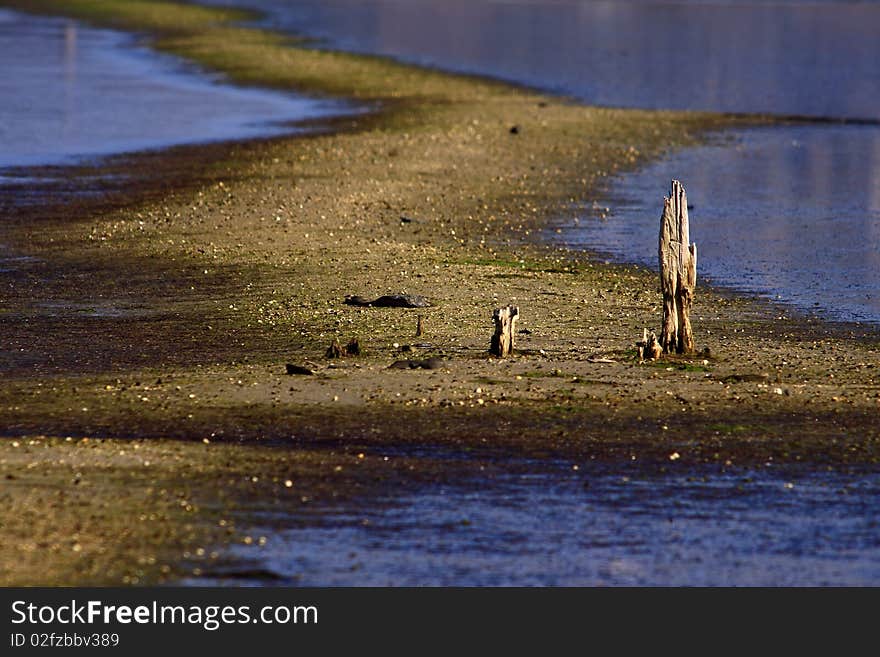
[[0, 0, 878, 586]]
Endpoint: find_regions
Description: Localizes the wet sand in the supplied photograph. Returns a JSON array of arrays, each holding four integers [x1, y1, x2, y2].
[[0, 0, 877, 585]]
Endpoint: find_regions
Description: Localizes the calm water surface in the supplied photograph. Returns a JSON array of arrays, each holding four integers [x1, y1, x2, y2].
[[200, 0, 880, 119], [548, 125, 880, 322], [0, 8, 347, 177], [200, 0, 880, 323], [194, 459, 880, 586]]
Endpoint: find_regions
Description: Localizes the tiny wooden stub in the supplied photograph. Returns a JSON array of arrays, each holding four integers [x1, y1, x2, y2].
[[490, 305, 519, 357], [415, 314, 424, 337], [326, 338, 344, 359], [325, 337, 360, 358], [659, 180, 697, 354], [636, 328, 663, 361]]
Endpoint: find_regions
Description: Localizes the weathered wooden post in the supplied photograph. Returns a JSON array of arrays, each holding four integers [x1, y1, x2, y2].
[[659, 180, 697, 354], [490, 305, 519, 357]]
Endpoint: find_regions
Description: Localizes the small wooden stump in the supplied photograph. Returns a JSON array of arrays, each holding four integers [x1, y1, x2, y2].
[[659, 180, 697, 354], [325, 338, 345, 359], [636, 328, 663, 361], [490, 305, 519, 357], [326, 337, 361, 358], [415, 314, 424, 337]]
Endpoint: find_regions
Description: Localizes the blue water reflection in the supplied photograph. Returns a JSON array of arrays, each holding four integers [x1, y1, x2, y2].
[[0, 8, 347, 173], [200, 0, 880, 119], [549, 125, 880, 322], [199, 461, 880, 586]]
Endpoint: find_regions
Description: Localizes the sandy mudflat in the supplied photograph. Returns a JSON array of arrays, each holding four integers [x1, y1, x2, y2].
[[0, 0, 877, 585]]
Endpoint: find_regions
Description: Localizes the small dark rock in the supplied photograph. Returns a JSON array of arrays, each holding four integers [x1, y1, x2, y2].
[[345, 294, 430, 308], [720, 373, 769, 384], [388, 357, 445, 370], [399, 215, 415, 223], [509, 125, 520, 135], [285, 363, 315, 376]]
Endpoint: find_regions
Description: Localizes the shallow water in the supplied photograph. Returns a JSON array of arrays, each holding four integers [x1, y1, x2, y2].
[[200, 0, 880, 120], [0, 8, 347, 176], [196, 459, 880, 586], [548, 125, 880, 322], [199, 0, 880, 323]]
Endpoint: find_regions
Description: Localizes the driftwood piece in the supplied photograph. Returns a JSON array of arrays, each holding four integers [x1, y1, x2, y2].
[[490, 305, 519, 357], [659, 180, 697, 354]]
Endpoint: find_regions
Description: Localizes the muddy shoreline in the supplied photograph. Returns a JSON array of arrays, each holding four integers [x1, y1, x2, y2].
[[0, 0, 877, 586]]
